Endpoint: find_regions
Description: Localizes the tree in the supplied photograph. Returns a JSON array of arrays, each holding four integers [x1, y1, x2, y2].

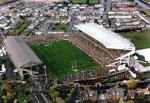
[[2, 95, 7, 103], [55, 97, 65, 103], [70, 88, 75, 95], [23, 97, 28, 103], [118, 98, 126, 103], [100, 100, 108, 103], [1, 81, 10, 91], [127, 78, 137, 89], [138, 72, 146, 80], [126, 100, 134, 103], [51, 91, 59, 99], [49, 81, 61, 102]]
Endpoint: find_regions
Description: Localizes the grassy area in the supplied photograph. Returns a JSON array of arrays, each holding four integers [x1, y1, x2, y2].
[[120, 29, 150, 50], [14, 85, 26, 103], [89, 0, 98, 4], [31, 40, 99, 77], [8, 20, 29, 36], [68, 0, 98, 4], [138, 8, 150, 16], [140, 62, 150, 66], [17, 88, 26, 103], [69, 0, 86, 3], [53, 23, 69, 31]]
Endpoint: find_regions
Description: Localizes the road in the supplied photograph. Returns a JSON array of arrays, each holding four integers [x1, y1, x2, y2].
[[103, 0, 111, 24]]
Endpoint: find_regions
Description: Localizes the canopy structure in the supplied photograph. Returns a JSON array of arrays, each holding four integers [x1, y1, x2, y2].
[[4, 36, 42, 70], [136, 48, 150, 63], [75, 22, 135, 50]]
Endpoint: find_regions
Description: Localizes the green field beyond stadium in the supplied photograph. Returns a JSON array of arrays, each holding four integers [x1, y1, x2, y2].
[[121, 29, 150, 50], [68, 0, 98, 4], [31, 40, 99, 77]]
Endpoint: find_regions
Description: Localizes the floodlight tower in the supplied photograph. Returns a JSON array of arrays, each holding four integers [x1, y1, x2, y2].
[[44, 65, 48, 84]]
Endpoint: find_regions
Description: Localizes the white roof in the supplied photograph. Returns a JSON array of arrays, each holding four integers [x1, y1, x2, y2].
[[136, 48, 150, 63], [75, 22, 135, 50]]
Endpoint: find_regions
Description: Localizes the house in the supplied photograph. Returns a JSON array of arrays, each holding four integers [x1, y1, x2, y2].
[[136, 88, 150, 95], [107, 88, 125, 100], [128, 90, 136, 99]]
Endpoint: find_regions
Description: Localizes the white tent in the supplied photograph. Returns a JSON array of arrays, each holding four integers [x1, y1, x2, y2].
[[75, 22, 135, 50]]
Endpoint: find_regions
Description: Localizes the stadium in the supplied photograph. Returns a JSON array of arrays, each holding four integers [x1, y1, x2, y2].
[[4, 23, 136, 81]]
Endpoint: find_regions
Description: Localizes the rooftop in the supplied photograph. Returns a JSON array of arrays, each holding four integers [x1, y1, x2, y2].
[[75, 22, 135, 50], [4, 36, 42, 69]]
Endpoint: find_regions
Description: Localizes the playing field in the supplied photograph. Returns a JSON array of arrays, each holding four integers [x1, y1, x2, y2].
[[53, 23, 69, 31], [31, 40, 99, 77]]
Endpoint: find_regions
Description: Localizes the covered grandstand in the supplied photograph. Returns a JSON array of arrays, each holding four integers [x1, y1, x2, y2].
[[4, 36, 42, 79], [75, 22, 135, 51]]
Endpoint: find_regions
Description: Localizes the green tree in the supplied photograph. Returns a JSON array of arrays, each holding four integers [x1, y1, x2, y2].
[[70, 88, 75, 94], [51, 91, 59, 99], [100, 101, 107, 103], [55, 97, 65, 103], [23, 97, 28, 103], [118, 98, 126, 103], [50, 83, 59, 100], [127, 78, 137, 89], [126, 100, 134, 103], [2, 95, 7, 103]]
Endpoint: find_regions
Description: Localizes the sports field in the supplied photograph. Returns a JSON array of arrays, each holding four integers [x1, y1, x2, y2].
[[53, 23, 69, 31], [8, 20, 29, 36], [31, 40, 99, 77]]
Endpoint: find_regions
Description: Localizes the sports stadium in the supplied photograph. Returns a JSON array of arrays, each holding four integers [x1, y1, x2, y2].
[[4, 23, 136, 81]]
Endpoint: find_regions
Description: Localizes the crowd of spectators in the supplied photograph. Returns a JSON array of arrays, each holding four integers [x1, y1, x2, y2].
[[59, 67, 110, 83], [59, 67, 129, 83], [24, 34, 65, 45], [68, 32, 129, 66], [69, 33, 113, 66]]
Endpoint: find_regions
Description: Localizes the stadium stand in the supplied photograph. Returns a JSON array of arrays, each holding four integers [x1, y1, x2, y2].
[[4, 36, 42, 79], [22, 23, 135, 82], [59, 66, 129, 83], [75, 22, 135, 51], [25, 34, 65, 45]]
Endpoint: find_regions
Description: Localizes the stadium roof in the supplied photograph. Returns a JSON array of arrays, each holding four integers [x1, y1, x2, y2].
[[4, 36, 42, 69], [136, 48, 150, 63], [75, 22, 135, 50]]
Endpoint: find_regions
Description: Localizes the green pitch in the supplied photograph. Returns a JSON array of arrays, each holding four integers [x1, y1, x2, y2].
[[31, 40, 99, 77]]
